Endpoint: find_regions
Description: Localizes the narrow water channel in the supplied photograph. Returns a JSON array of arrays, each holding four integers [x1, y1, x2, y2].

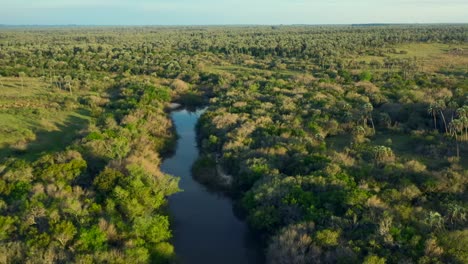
[[161, 108, 262, 264]]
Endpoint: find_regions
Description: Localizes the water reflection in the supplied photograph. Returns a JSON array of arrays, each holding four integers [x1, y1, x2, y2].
[[161, 108, 263, 264]]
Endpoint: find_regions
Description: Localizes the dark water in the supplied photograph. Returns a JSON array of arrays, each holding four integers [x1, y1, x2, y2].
[[161, 109, 262, 264]]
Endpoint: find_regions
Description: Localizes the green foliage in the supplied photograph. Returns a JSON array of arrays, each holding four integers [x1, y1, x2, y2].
[[249, 205, 281, 231], [194, 25, 467, 264], [133, 215, 171, 244], [77, 226, 108, 252], [315, 229, 340, 247], [360, 71, 373, 81], [52, 220, 77, 246], [7, 181, 31, 202], [125, 244, 150, 263], [35, 157, 87, 182], [0, 25, 466, 263], [363, 255, 386, 264], [152, 242, 175, 263], [93, 168, 124, 193], [0, 216, 16, 241], [0, 76, 178, 262], [438, 230, 468, 263]]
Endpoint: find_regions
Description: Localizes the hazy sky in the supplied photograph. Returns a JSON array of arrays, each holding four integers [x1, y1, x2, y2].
[[1, 0, 467, 25]]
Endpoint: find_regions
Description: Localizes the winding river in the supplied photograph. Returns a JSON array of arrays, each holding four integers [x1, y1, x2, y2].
[[161, 108, 262, 264]]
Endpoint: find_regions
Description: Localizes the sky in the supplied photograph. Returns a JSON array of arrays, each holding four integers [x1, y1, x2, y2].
[[0, 0, 467, 25]]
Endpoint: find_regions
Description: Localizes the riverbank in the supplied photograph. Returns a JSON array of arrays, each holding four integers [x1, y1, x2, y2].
[[162, 108, 263, 264]]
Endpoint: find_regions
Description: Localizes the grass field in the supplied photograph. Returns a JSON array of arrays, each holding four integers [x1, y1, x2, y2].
[[357, 43, 468, 72], [208, 65, 301, 78], [0, 77, 92, 160]]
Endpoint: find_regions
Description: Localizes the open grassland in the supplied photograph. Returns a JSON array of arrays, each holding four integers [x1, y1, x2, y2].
[[209, 65, 301, 78], [0, 77, 91, 160], [357, 43, 468, 72]]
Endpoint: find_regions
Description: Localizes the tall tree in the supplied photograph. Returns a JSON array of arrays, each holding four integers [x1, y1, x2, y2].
[[436, 100, 448, 134], [428, 103, 438, 131], [449, 119, 462, 158], [363, 102, 375, 133]]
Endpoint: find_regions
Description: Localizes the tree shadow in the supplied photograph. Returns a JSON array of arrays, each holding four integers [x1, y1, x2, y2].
[[0, 108, 91, 161]]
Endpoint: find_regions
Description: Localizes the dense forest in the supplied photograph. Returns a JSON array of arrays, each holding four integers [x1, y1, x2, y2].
[[0, 25, 467, 263]]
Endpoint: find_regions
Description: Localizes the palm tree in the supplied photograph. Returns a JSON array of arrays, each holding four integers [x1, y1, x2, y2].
[[428, 103, 438, 131], [426, 211, 444, 230], [363, 103, 375, 133], [436, 100, 448, 134], [449, 119, 462, 158], [448, 101, 459, 121], [456, 106, 468, 141], [462, 116, 468, 142], [446, 203, 466, 226], [448, 106, 468, 158]]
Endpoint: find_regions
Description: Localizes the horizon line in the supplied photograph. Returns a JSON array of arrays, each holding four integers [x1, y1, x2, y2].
[[1, 22, 468, 28]]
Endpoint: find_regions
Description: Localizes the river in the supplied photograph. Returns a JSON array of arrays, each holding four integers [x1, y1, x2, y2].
[[161, 108, 262, 264]]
